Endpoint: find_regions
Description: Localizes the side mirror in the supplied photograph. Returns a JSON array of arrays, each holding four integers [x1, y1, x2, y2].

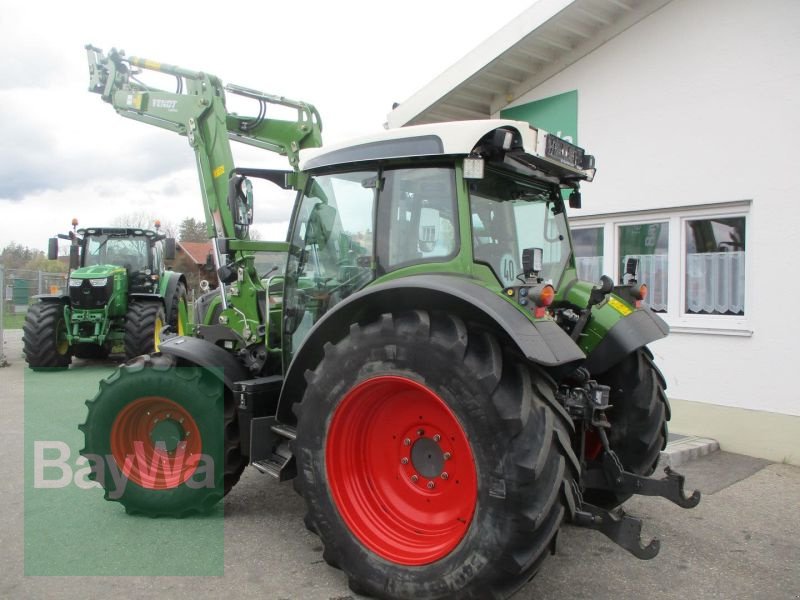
[[306, 203, 337, 246], [228, 175, 254, 238], [164, 238, 176, 260], [418, 208, 440, 252], [48, 238, 59, 261], [569, 189, 582, 209], [69, 245, 80, 270], [522, 247, 543, 278], [204, 252, 215, 272]]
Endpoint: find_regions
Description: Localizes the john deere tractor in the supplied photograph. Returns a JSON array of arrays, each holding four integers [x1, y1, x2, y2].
[[79, 46, 700, 599], [22, 219, 188, 369]]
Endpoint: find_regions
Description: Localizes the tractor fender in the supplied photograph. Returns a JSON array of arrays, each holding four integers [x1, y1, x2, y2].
[[160, 271, 187, 305], [583, 307, 669, 375], [276, 274, 585, 424], [158, 335, 249, 392]]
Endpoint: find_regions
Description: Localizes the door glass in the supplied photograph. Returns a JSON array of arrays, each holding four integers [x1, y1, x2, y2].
[[284, 171, 377, 356], [572, 227, 604, 283]]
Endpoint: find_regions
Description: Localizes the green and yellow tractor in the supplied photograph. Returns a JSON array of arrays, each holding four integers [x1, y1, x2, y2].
[[78, 46, 700, 599], [23, 219, 188, 369]]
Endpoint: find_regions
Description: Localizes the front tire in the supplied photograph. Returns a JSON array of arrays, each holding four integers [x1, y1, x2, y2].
[[167, 281, 188, 336], [124, 301, 165, 360], [293, 311, 579, 599], [79, 353, 243, 516], [22, 302, 72, 370]]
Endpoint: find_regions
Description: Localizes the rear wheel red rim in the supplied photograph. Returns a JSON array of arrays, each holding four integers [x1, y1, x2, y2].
[[326, 376, 478, 565], [110, 396, 202, 489]]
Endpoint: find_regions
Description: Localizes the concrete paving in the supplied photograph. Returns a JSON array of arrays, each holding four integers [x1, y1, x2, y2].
[[1, 329, 798, 599]]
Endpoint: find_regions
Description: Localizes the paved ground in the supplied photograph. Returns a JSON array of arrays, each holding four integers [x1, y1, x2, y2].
[[1, 329, 798, 599]]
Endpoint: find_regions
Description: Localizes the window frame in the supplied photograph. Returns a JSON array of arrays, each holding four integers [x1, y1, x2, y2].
[[569, 201, 752, 336]]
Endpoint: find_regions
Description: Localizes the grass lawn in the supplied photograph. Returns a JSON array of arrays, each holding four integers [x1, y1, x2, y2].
[[3, 310, 27, 329]]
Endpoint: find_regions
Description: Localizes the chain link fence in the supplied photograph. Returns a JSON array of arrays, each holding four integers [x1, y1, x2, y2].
[[1, 268, 69, 364]]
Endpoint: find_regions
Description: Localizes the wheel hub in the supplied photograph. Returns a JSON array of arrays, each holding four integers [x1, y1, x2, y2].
[[410, 436, 445, 479]]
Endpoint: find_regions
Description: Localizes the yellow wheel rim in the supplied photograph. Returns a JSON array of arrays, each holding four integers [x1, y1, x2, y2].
[[154, 316, 163, 352]]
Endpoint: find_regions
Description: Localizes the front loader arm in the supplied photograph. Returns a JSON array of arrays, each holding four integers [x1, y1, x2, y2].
[[86, 44, 322, 241], [86, 44, 322, 357]]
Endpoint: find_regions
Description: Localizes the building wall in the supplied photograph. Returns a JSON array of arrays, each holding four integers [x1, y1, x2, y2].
[[499, 0, 800, 420]]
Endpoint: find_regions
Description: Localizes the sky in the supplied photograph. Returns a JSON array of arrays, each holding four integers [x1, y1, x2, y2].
[[0, 0, 535, 251]]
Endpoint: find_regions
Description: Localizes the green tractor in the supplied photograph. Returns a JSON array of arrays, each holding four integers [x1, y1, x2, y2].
[[79, 46, 700, 599], [22, 219, 188, 369]]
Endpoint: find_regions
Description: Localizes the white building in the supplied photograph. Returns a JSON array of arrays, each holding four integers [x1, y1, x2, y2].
[[388, 0, 800, 464]]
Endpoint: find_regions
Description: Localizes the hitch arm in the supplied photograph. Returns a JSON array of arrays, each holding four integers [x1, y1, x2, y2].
[[583, 452, 702, 509], [573, 503, 660, 560]]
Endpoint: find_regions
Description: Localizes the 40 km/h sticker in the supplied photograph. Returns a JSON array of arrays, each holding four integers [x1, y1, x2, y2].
[[500, 254, 516, 286]]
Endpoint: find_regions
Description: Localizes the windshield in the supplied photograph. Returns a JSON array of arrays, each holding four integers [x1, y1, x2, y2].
[[469, 171, 572, 287], [83, 235, 150, 271]]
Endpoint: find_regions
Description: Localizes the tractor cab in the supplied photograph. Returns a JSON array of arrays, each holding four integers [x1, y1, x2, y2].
[[77, 227, 174, 294]]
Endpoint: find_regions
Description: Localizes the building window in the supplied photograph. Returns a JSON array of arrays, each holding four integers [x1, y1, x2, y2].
[[569, 202, 750, 334], [572, 227, 603, 282], [685, 217, 746, 316], [618, 222, 669, 313]]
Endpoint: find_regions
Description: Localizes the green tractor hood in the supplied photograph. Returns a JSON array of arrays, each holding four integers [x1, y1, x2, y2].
[[70, 265, 123, 279]]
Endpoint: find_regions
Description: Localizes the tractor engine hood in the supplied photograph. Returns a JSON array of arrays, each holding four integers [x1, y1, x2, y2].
[[69, 265, 123, 279]]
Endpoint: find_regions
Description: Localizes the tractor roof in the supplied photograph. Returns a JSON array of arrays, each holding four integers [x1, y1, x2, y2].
[[300, 120, 532, 170], [299, 119, 595, 182], [78, 227, 159, 237]]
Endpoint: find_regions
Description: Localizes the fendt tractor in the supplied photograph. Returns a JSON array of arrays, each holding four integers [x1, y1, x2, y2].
[[23, 219, 188, 369], [80, 45, 700, 599]]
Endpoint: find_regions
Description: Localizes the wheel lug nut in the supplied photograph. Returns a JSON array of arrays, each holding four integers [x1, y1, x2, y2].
[[441, 472, 449, 480], [443, 452, 451, 460], [433, 434, 441, 442], [401, 457, 409, 465], [410, 474, 419, 483], [165, 413, 171, 419], [403, 438, 411, 446], [417, 429, 425, 436], [427, 481, 435, 489]]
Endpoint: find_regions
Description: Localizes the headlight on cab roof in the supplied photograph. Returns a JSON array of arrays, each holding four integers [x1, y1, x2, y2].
[[89, 278, 109, 287], [69, 278, 82, 287]]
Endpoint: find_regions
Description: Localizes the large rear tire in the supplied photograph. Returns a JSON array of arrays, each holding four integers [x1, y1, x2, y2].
[[79, 353, 244, 516], [124, 301, 165, 360], [22, 302, 72, 370], [584, 347, 669, 508], [293, 311, 579, 599]]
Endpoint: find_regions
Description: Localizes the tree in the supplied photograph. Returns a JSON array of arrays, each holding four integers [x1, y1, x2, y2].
[[179, 218, 208, 242], [1, 242, 38, 269], [112, 212, 177, 238]]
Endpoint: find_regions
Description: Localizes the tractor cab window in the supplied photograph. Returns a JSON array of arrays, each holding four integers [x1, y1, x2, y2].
[[380, 167, 458, 269], [284, 171, 377, 354], [469, 172, 572, 287], [84, 235, 150, 272]]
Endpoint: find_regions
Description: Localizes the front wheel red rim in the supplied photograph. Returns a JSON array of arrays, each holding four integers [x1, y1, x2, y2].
[[110, 396, 202, 489], [326, 376, 478, 566]]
